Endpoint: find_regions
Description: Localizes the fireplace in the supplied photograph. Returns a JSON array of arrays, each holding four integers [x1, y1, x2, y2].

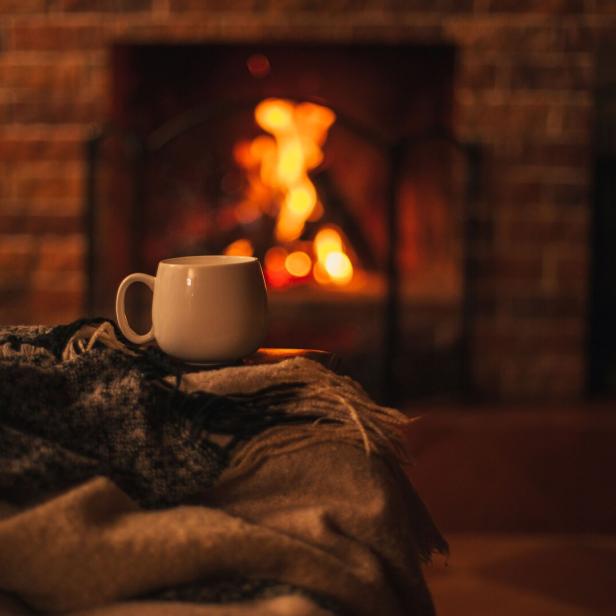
[[0, 2, 599, 401], [85, 43, 479, 401]]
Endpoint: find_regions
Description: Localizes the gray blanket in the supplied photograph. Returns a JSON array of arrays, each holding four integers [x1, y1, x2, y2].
[[0, 320, 446, 615]]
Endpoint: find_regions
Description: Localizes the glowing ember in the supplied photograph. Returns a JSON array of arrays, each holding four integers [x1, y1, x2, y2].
[[265, 246, 287, 270], [264, 246, 291, 288], [246, 53, 271, 78], [232, 98, 357, 288], [314, 226, 342, 262], [224, 238, 253, 257], [285, 250, 312, 278], [324, 251, 353, 285], [312, 226, 354, 286]]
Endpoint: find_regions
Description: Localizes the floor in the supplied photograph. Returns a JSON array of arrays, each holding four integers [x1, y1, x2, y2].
[[424, 533, 616, 616], [403, 408, 616, 533], [407, 408, 616, 615]]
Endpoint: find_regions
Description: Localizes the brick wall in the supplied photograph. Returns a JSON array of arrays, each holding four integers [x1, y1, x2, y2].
[[1, 0, 615, 399]]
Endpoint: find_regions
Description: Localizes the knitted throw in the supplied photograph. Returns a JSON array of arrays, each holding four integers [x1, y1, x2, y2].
[[0, 319, 314, 509], [0, 319, 446, 614]]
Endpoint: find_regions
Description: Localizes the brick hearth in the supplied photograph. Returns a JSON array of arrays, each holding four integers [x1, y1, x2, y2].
[[1, 1, 614, 399]]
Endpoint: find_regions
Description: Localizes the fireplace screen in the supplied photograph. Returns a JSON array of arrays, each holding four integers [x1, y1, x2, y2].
[[85, 43, 479, 402]]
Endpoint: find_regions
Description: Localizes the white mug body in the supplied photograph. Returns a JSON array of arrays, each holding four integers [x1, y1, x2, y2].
[[116, 256, 268, 362]]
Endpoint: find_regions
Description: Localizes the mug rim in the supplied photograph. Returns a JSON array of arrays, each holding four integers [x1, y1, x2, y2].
[[159, 255, 258, 267]]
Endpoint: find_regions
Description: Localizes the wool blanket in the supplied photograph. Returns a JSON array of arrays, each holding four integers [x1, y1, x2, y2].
[[0, 320, 446, 615]]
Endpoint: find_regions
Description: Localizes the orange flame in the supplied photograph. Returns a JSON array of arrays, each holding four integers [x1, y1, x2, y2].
[[264, 246, 291, 288], [313, 226, 354, 286], [224, 238, 253, 257], [285, 250, 312, 278], [253, 99, 335, 242], [231, 99, 357, 288]]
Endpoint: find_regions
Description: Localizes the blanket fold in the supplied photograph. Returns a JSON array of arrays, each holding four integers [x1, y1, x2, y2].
[[0, 320, 446, 616]]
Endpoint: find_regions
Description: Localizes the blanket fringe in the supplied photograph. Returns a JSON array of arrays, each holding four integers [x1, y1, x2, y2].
[[60, 321, 419, 478], [1, 342, 51, 359], [224, 381, 418, 483], [62, 321, 136, 361], [174, 360, 420, 483]]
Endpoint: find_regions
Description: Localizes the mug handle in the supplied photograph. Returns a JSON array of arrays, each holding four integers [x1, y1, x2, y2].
[[115, 273, 155, 345]]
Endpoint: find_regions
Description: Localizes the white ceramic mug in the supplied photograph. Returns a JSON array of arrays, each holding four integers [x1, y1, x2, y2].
[[115, 255, 268, 362]]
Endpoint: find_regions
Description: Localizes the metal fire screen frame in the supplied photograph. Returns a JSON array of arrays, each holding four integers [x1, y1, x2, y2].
[[84, 98, 481, 403]]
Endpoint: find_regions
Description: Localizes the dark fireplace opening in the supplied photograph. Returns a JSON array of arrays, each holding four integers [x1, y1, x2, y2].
[[87, 42, 478, 402]]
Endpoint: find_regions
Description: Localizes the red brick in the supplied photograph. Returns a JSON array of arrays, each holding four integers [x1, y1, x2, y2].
[[0, 134, 84, 162], [31, 269, 84, 291], [593, 1, 616, 14], [167, 0, 471, 11], [2, 195, 82, 218], [561, 104, 593, 132], [37, 234, 84, 270], [508, 60, 593, 90], [457, 100, 555, 137], [495, 179, 544, 204], [543, 181, 590, 207], [446, 21, 561, 51], [474, 318, 584, 357], [0, 235, 37, 290], [59, 0, 152, 11], [0, 0, 50, 13], [391, 0, 473, 9], [0, 214, 83, 234], [561, 22, 597, 51], [11, 162, 83, 201], [169, 0, 257, 9], [0, 58, 91, 93], [497, 357, 585, 400], [475, 254, 544, 281], [9, 24, 108, 51], [11, 98, 105, 123], [554, 255, 588, 293], [516, 143, 591, 167], [457, 59, 500, 90], [481, 0, 585, 13], [504, 215, 588, 245], [0, 93, 18, 127], [474, 279, 547, 302], [349, 22, 444, 42], [500, 162, 589, 184], [505, 296, 586, 319], [12, 173, 82, 202], [534, 328, 585, 356], [493, 174, 590, 208], [0, 233, 36, 250], [25, 288, 83, 325], [0, 288, 33, 326]]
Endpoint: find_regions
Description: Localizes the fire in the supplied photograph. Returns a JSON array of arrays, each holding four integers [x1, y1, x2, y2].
[[314, 227, 342, 261], [226, 98, 357, 288], [224, 238, 253, 257], [254, 98, 334, 243], [313, 226, 354, 286], [285, 250, 312, 278], [325, 252, 353, 285], [264, 246, 290, 288]]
